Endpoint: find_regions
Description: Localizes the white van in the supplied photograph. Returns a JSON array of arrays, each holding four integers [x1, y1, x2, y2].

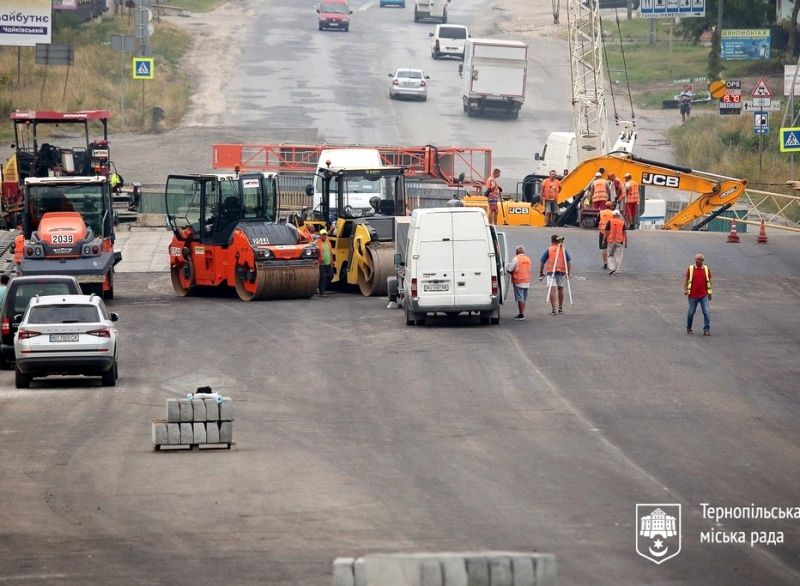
[[313, 148, 384, 214], [430, 24, 469, 59], [392, 207, 508, 325], [414, 0, 449, 23]]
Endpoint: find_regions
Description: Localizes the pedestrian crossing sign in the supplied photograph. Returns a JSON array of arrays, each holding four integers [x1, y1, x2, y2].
[[132, 57, 154, 80], [780, 127, 800, 152]]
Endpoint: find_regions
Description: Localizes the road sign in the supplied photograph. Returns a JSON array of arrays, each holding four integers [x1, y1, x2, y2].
[[743, 100, 781, 112], [640, 0, 705, 19], [754, 112, 769, 135], [752, 97, 771, 107], [719, 80, 742, 116], [35, 44, 74, 66], [708, 80, 726, 99], [752, 78, 773, 97], [780, 127, 800, 152], [110, 34, 134, 53], [132, 57, 154, 80]]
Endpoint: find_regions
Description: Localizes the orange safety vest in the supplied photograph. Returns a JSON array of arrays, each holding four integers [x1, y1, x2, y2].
[[598, 208, 614, 232], [485, 176, 500, 202], [591, 179, 609, 204], [541, 178, 561, 201], [545, 244, 567, 274], [626, 180, 640, 204], [606, 217, 625, 244], [511, 254, 532, 284]]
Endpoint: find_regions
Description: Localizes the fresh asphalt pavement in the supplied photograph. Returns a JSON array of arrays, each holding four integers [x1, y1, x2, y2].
[[1, 229, 799, 585]]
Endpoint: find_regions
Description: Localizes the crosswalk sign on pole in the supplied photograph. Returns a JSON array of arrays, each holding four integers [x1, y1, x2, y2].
[[780, 127, 800, 152], [132, 57, 154, 80]]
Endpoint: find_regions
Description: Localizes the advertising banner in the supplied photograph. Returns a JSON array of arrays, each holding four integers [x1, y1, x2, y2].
[[721, 30, 771, 61], [0, 0, 52, 47]]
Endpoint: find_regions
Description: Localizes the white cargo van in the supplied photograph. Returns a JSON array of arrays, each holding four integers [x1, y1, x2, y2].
[[391, 208, 508, 325], [414, 0, 449, 23], [313, 148, 384, 215], [430, 24, 469, 59]]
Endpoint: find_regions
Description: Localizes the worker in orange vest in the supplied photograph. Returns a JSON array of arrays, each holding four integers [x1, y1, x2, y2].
[[299, 221, 315, 242], [506, 245, 532, 320], [541, 170, 561, 227], [685, 253, 712, 335], [589, 171, 610, 209], [602, 210, 628, 275], [597, 201, 614, 269], [539, 234, 572, 315], [316, 229, 333, 296], [484, 168, 502, 225], [623, 172, 640, 229]]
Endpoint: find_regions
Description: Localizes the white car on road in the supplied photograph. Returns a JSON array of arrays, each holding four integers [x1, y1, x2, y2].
[[14, 293, 120, 388], [430, 24, 469, 59], [388, 68, 430, 101]]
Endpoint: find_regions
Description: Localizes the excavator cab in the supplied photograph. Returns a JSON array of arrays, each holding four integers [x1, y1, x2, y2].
[[315, 165, 407, 296]]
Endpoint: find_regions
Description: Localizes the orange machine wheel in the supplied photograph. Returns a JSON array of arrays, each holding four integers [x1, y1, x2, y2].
[[171, 257, 195, 296]]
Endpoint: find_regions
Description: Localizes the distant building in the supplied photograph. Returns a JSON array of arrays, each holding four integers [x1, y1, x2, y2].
[[640, 508, 677, 539], [777, 0, 799, 23]]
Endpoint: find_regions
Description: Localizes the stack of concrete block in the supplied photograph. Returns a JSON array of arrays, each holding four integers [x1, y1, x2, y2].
[[333, 552, 556, 586], [152, 394, 233, 449]]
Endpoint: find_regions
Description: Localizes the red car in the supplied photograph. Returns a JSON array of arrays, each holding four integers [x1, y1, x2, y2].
[[317, 0, 352, 31]]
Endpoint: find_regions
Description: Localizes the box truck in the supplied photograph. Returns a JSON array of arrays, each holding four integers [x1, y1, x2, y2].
[[460, 38, 528, 119]]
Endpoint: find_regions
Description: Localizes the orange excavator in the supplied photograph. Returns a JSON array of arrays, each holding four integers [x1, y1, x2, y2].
[[166, 172, 319, 300]]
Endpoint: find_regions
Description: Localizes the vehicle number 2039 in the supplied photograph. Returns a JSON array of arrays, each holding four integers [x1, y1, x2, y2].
[[51, 234, 74, 245]]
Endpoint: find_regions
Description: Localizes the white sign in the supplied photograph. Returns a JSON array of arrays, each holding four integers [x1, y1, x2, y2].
[[0, 0, 52, 47], [784, 65, 800, 97], [743, 100, 781, 112], [752, 97, 771, 107], [752, 78, 773, 97], [754, 111, 769, 135], [640, 0, 705, 19]]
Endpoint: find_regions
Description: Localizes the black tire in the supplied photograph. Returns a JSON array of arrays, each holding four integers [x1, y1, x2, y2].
[[414, 8, 419, 21], [319, 23, 324, 30], [432, 51, 438, 59], [490, 307, 500, 325], [105, 287, 114, 300], [101, 360, 117, 387], [421, 95, 427, 102], [463, 101, 468, 113], [442, 12, 447, 23], [509, 109, 520, 120], [344, 25, 349, 31], [0, 356, 9, 371], [15, 366, 30, 389]]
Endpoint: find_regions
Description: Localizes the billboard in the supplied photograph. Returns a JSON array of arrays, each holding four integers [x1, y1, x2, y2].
[[0, 0, 52, 46], [640, 0, 705, 19], [721, 29, 771, 61]]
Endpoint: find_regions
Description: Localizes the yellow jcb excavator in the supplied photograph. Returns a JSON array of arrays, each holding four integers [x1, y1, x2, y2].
[[464, 153, 747, 230]]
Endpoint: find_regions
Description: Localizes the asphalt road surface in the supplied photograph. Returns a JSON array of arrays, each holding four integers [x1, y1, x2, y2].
[[2, 228, 799, 585]]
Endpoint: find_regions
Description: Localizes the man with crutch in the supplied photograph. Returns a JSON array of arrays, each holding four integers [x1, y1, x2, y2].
[[539, 234, 572, 315]]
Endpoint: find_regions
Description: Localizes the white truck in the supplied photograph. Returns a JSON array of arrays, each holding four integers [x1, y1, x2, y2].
[[414, 0, 449, 23], [460, 38, 528, 119], [312, 148, 385, 215], [387, 208, 509, 326]]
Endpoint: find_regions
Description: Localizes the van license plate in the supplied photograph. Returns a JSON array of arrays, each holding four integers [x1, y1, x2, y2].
[[424, 283, 449, 292], [49, 334, 79, 343]]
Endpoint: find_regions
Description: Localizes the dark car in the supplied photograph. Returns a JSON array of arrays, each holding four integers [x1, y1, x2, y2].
[[0, 275, 82, 369]]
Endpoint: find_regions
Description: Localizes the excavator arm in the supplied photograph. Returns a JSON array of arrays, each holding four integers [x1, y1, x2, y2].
[[538, 153, 747, 230]]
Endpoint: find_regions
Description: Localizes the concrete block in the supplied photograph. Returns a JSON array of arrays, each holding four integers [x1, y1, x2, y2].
[[420, 560, 443, 586], [166, 399, 180, 422], [465, 558, 489, 586], [219, 397, 233, 421], [167, 423, 181, 445], [204, 398, 219, 421], [192, 398, 207, 422], [219, 421, 233, 444], [179, 399, 193, 422], [332, 558, 355, 586], [354, 557, 366, 586], [533, 555, 557, 586], [180, 422, 193, 444], [152, 422, 168, 445], [206, 421, 220, 444], [488, 558, 512, 586], [193, 422, 207, 444], [511, 557, 534, 586]]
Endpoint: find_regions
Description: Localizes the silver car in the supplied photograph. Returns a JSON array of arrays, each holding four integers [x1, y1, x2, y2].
[[14, 293, 119, 388], [389, 68, 430, 101]]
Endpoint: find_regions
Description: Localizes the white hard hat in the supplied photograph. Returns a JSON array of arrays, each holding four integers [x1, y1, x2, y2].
[[595, 172, 602, 177], [613, 210, 621, 216]]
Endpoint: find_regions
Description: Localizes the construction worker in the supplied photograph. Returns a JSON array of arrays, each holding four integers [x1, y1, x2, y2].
[[299, 221, 315, 242], [589, 171, 610, 209], [506, 245, 532, 320], [603, 210, 627, 275], [608, 172, 623, 210], [678, 84, 693, 124], [539, 234, 572, 315], [623, 172, 639, 229], [316, 229, 333, 296], [541, 170, 561, 227], [0, 273, 9, 305], [685, 253, 712, 336], [109, 171, 123, 194], [484, 168, 502, 225], [597, 201, 614, 269]]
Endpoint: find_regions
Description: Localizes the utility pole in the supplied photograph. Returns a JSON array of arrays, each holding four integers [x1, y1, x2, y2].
[[717, 0, 723, 39]]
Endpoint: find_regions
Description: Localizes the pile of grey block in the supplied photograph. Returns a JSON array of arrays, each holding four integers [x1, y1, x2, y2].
[[333, 552, 556, 586], [152, 393, 234, 450]]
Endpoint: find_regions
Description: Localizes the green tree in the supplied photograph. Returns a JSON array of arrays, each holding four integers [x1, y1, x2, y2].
[[679, 0, 775, 42]]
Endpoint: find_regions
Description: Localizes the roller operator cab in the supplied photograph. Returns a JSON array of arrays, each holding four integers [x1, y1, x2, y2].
[[166, 173, 319, 301], [414, 0, 449, 22], [317, 0, 352, 31], [16, 176, 120, 299], [312, 149, 386, 217], [396, 207, 508, 325]]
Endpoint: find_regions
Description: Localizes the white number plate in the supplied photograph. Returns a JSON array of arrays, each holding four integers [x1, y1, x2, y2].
[[51, 234, 74, 244], [49, 334, 79, 343], [424, 283, 449, 292]]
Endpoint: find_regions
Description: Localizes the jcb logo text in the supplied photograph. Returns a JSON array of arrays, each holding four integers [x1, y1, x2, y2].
[[642, 173, 680, 188], [508, 207, 529, 214]]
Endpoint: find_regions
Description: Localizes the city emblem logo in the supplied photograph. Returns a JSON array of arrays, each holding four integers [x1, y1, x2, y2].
[[636, 504, 681, 564]]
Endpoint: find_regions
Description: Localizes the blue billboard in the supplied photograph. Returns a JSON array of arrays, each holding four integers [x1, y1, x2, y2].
[[721, 29, 771, 61]]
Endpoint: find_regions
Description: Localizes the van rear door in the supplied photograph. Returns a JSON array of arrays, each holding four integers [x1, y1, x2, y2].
[[452, 212, 493, 307], [493, 228, 509, 301], [416, 211, 455, 308]]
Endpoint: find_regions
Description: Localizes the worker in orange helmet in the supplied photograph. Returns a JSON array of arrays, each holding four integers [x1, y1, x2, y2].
[[597, 201, 614, 270]]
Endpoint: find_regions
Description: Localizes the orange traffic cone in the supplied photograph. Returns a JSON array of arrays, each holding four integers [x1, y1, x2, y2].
[[757, 220, 768, 244], [726, 219, 740, 243]]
